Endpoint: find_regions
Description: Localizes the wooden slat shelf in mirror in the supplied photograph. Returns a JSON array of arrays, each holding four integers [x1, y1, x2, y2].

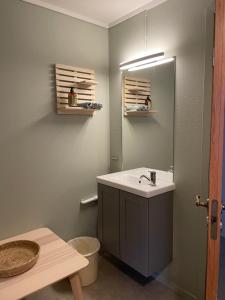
[[123, 76, 157, 116], [128, 87, 150, 94], [55, 64, 99, 115], [125, 110, 158, 117]]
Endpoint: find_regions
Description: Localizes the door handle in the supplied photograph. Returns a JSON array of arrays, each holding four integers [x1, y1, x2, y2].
[[195, 195, 209, 208], [195, 195, 225, 211], [196, 196, 225, 239], [196, 198, 218, 240]]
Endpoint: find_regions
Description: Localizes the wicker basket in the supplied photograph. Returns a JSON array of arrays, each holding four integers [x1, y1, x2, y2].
[[0, 240, 40, 278]]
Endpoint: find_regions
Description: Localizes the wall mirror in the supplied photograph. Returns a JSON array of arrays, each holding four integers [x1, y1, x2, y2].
[[121, 60, 176, 172]]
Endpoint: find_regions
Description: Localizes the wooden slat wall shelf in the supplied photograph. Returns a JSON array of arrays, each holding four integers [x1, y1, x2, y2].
[[57, 107, 96, 115], [55, 64, 99, 115], [123, 76, 156, 117]]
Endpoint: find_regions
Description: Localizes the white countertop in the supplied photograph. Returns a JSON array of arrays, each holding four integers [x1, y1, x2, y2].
[[96, 167, 175, 198]]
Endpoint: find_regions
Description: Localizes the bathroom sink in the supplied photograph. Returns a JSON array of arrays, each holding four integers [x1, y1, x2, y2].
[[119, 174, 155, 186], [96, 168, 175, 198]]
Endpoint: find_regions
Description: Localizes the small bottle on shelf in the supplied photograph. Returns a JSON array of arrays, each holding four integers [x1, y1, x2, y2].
[[146, 95, 152, 110], [68, 87, 78, 107]]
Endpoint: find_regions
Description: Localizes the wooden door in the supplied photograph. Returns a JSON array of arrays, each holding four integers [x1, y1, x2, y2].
[[205, 0, 225, 299]]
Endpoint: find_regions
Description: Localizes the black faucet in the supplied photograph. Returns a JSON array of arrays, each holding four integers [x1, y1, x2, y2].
[[139, 171, 156, 186]]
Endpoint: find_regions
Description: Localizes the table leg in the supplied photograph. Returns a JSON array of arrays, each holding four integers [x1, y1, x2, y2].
[[69, 273, 84, 300]]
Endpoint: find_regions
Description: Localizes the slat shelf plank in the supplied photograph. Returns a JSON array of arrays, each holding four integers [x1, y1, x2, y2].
[[127, 87, 150, 93], [56, 64, 77, 71], [57, 106, 96, 116], [56, 64, 94, 74], [126, 91, 150, 97], [57, 94, 95, 101], [125, 80, 150, 88], [76, 74, 95, 80], [57, 99, 97, 104], [56, 69, 77, 77], [57, 90, 95, 97], [74, 66, 95, 74], [56, 75, 76, 82], [125, 82, 150, 89], [125, 94, 149, 100], [125, 110, 158, 117], [125, 99, 146, 104], [125, 76, 149, 83], [127, 92, 150, 96], [76, 80, 99, 87], [57, 99, 95, 104], [56, 83, 94, 94], [56, 81, 97, 88]]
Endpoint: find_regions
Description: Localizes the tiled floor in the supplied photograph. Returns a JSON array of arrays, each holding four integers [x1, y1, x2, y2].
[[27, 255, 182, 300]]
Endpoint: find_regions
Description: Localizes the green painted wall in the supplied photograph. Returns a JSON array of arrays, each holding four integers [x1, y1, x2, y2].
[[0, 0, 109, 241]]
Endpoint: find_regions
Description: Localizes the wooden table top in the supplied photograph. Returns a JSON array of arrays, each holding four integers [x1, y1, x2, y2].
[[0, 228, 89, 300]]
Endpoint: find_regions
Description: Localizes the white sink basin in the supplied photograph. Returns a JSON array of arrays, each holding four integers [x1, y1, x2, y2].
[[96, 168, 175, 198]]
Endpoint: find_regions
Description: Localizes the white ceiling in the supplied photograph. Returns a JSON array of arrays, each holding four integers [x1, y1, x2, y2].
[[22, 0, 167, 28]]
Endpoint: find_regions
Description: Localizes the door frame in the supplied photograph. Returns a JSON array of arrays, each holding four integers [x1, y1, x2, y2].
[[206, 0, 225, 299]]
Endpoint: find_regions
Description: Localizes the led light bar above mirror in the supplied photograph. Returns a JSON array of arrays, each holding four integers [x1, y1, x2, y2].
[[129, 57, 175, 72], [120, 52, 165, 71]]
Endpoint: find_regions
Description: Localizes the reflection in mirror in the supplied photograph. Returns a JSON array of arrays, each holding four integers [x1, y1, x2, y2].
[[122, 60, 175, 172]]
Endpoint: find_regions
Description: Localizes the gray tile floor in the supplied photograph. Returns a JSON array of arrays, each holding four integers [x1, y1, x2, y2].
[[27, 256, 182, 300]]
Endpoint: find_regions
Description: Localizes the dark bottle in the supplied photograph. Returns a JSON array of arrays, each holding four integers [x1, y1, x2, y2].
[[145, 95, 152, 109], [68, 87, 77, 107]]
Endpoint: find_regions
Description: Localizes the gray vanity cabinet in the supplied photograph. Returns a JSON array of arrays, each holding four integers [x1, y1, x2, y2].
[[120, 191, 149, 276], [98, 184, 173, 277], [148, 192, 173, 274], [97, 184, 120, 258]]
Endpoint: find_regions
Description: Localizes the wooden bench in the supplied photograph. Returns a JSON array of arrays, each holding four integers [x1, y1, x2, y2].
[[0, 228, 89, 300]]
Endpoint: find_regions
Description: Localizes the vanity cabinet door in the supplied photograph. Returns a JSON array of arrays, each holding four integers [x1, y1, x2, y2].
[[120, 191, 149, 276], [98, 184, 120, 258], [148, 192, 173, 274]]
